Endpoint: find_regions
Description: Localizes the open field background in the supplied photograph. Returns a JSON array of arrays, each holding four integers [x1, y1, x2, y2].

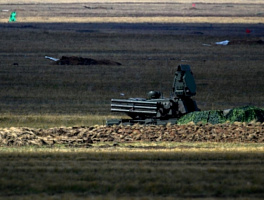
[[0, 1, 264, 125], [1, 29, 264, 116], [0, 1, 264, 198]]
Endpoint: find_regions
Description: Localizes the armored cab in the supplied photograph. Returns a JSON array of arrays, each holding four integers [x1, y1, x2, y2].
[[107, 64, 200, 125]]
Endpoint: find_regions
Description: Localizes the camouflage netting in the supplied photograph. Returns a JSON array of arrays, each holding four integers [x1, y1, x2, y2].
[[226, 106, 264, 123], [177, 106, 264, 125]]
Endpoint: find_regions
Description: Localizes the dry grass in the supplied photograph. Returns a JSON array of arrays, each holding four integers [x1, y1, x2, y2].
[[1, 16, 263, 24], [0, 113, 118, 128], [2, 142, 264, 153], [0, 143, 264, 199], [1, 0, 264, 23], [1, 0, 264, 4]]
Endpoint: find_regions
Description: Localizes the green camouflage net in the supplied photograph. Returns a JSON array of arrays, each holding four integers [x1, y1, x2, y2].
[[177, 106, 264, 125], [225, 106, 264, 123]]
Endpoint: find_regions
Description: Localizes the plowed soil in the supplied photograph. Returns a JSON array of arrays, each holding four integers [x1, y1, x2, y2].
[[1, 122, 264, 147]]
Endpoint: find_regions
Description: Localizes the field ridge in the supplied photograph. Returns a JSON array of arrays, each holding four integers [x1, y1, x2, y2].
[[1, 122, 264, 147]]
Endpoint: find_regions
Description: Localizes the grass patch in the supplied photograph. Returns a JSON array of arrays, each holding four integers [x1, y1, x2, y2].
[[0, 143, 264, 199], [0, 114, 121, 128], [1, 142, 264, 153]]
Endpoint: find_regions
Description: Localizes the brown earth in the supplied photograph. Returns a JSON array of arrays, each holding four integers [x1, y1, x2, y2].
[[1, 122, 264, 147]]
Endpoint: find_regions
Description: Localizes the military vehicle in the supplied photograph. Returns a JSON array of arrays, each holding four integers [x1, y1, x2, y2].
[[106, 64, 200, 125]]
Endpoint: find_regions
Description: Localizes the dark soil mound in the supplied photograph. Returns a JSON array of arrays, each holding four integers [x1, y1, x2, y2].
[[56, 56, 121, 65]]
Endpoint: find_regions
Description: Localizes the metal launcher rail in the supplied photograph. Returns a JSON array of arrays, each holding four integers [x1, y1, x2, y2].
[[111, 99, 158, 116]]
